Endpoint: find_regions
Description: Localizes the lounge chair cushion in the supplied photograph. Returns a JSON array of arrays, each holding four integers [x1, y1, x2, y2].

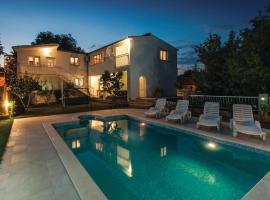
[[145, 108, 159, 116], [234, 120, 261, 135], [197, 116, 219, 127], [166, 112, 185, 120]]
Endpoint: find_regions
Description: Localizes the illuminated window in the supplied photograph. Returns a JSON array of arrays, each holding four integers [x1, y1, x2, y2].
[[92, 53, 103, 65], [160, 50, 168, 61], [95, 143, 103, 152], [72, 140, 80, 149], [47, 57, 55, 67], [70, 57, 80, 66], [75, 78, 83, 87], [28, 56, 40, 66], [160, 146, 167, 157]]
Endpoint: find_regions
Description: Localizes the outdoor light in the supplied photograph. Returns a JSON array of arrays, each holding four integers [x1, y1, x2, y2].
[[140, 122, 145, 126], [42, 48, 51, 56], [125, 38, 131, 49], [3, 100, 10, 109], [205, 142, 217, 150], [261, 97, 266, 101]]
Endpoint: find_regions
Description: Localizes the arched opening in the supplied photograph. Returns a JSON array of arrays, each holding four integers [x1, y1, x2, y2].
[[139, 76, 146, 98]]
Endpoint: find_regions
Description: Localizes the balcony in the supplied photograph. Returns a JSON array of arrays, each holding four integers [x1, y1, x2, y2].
[[18, 64, 86, 76], [115, 53, 129, 67]]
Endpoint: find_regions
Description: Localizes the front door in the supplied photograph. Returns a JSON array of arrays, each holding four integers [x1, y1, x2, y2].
[[139, 76, 146, 98]]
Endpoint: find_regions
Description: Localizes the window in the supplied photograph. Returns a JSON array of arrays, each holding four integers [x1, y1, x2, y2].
[[28, 56, 40, 66], [75, 78, 84, 87], [47, 57, 55, 67], [115, 45, 129, 67], [160, 50, 168, 61], [93, 53, 103, 65], [70, 57, 80, 66]]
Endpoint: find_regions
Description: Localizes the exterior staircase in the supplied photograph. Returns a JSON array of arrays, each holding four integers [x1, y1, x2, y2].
[[128, 98, 155, 109], [19, 65, 90, 96]]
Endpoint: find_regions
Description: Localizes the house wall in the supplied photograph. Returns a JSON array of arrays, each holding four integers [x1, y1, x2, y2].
[[88, 39, 131, 97], [129, 36, 177, 99], [87, 35, 177, 100], [15, 46, 87, 90]]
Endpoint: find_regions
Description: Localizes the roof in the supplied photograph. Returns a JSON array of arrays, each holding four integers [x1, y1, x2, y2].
[[13, 43, 59, 51], [12, 33, 178, 54], [12, 43, 85, 54], [87, 33, 178, 54]]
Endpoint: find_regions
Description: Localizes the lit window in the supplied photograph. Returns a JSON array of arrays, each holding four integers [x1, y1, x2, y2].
[[92, 53, 103, 65], [28, 56, 40, 66], [70, 57, 80, 66], [160, 50, 168, 61], [72, 140, 80, 149], [74, 57, 79, 65], [47, 57, 55, 67], [161, 146, 167, 157], [75, 78, 83, 87]]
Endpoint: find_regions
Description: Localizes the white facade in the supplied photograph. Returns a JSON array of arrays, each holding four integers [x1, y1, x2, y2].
[[88, 33, 178, 100], [13, 33, 178, 100]]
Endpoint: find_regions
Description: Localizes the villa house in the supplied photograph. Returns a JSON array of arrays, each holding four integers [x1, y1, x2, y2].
[[13, 33, 177, 101], [13, 44, 87, 90]]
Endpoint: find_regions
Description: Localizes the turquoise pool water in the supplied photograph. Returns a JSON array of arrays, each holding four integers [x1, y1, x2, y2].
[[54, 115, 270, 200]]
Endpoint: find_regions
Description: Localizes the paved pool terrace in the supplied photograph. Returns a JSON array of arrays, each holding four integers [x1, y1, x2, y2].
[[0, 108, 270, 200]]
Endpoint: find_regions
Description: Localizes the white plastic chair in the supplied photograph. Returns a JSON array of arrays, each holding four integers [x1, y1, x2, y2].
[[166, 100, 191, 123], [145, 98, 167, 118], [197, 102, 221, 131], [231, 104, 266, 140]]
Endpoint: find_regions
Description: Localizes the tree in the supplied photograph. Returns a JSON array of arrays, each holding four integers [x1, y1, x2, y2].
[[99, 70, 111, 98], [194, 34, 229, 95], [109, 72, 124, 96], [39, 80, 54, 105], [192, 5, 270, 96], [7, 73, 41, 111], [0, 38, 3, 55], [31, 31, 84, 52], [100, 70, 124, 100], [5, 53, 41, 111]]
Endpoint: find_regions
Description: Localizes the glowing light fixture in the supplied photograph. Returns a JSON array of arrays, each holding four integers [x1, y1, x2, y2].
[[206, 142, 217, 150], [261, 97, 266, 101], [42, 48, 51, 56], [124, 38, 131, 49], [140, 122, 145, 126], [3, 100, 10, 109]]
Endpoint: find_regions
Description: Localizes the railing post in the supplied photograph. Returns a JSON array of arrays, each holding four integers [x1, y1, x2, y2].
[[258, 93, 269, 121], [61, 79, 65, 110]]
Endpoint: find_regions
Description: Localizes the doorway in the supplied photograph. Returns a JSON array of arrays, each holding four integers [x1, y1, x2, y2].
[[139, 76, 146, 98]]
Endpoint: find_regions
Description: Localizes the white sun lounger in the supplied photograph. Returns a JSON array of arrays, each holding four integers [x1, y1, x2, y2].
[[166, 100, 191, 123], [230, 104, 266, 140], [145, 98, 167, 118], [197, 102, 221, 131]]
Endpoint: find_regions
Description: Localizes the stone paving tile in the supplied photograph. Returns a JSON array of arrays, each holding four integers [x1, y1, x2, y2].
[[0, 114, 80, 200], [1, 108, 270, 200]]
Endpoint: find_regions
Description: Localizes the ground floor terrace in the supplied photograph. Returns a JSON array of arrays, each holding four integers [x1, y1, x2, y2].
[[1, 109, 270, 199], [89, 70, 148, 100]]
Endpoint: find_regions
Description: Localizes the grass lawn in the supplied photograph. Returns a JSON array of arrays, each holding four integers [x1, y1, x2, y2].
[[16, 101, 124, 118], [0, 119, 13, 162]]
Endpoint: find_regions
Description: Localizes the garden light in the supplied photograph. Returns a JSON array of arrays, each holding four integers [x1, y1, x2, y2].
[[3, 100, 10, 109]]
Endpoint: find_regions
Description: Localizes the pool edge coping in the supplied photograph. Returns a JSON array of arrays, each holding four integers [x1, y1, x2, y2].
[[43, 122, 108, 200], [44, 112, 270, 200]]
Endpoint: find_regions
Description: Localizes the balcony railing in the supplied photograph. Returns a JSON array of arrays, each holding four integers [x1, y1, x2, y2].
[[115, 53, 129, 67], [18, 64, 86, 76]]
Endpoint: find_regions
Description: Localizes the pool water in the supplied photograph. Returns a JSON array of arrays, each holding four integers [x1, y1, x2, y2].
[[54, 115, 270, 200]]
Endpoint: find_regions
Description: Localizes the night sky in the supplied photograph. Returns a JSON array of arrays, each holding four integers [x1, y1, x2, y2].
[[0, 0, 269, 69]]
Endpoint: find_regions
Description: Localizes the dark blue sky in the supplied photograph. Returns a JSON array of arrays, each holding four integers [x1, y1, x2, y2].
[[0, 0, 269, 66]]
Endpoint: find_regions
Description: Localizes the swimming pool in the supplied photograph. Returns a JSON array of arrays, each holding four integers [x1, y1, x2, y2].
[[53, 115, 270, 200]]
